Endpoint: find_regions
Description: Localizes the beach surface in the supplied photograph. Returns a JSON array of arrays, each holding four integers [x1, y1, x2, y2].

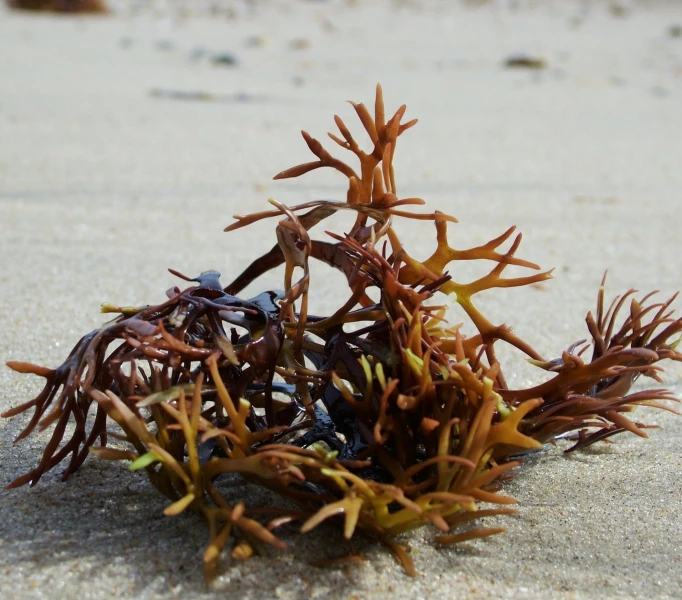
[[1, 1, 682, 598]]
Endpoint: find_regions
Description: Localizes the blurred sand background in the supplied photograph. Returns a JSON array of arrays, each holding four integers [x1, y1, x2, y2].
[[1, 1, 682, 598]]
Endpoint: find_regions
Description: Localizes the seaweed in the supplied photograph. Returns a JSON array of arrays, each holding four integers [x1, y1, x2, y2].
[[3, 85, 681, 579], [5, 0, 108, 13]]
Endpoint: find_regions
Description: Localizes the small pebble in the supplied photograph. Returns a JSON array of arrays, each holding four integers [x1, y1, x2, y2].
[[668, 25, 682, 38], [211, 52, 239, 67], [503, 54, 547, 70]]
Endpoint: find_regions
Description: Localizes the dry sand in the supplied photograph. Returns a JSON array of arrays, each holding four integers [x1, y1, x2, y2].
[[1, 1, 682, 598]]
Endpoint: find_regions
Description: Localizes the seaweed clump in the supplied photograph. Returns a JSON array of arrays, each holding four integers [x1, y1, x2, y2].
[[5, 0, 107, 13], [3, 86, 681, 578]]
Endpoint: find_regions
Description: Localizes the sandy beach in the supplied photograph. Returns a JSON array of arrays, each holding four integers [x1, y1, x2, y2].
[[1, 1, 682, 598]]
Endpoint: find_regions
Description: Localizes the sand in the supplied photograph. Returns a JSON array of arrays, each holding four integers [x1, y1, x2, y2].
[[1, 1, 681, 598]]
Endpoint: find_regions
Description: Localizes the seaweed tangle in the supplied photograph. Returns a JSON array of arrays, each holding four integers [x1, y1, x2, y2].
[[5, 0, 107, 13], [3, 86, 681, 579]]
